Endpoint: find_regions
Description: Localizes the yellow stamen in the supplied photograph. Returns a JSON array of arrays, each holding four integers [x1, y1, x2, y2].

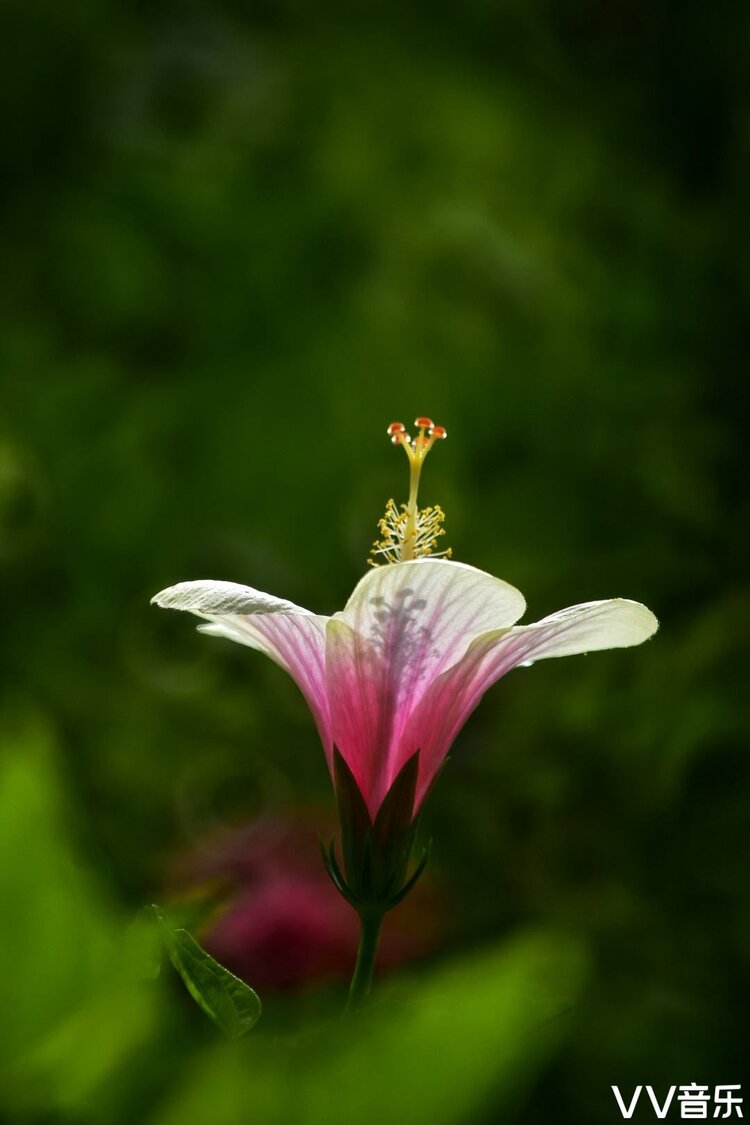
[[369, 418, 450, 566]]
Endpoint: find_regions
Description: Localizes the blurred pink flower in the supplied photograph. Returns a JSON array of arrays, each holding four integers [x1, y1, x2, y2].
[[153, 558, 657, 820]]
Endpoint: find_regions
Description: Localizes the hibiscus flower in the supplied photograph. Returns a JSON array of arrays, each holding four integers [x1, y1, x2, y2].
[[152, 417, 657, 1006]]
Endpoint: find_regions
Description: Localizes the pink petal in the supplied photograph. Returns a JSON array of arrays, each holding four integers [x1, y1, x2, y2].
[[152, 581, 332, 756], [402, 598, 658, 807], [326, 559, 526, 816]]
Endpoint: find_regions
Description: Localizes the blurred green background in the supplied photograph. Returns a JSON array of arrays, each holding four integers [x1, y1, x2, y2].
[[1, 1, 748, 1122]]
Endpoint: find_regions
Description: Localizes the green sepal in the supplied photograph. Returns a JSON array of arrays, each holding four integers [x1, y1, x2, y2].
[[333, 748, 373, 887], [371, 750, 420, 894], [384, 840, 431, 910], [326, 747, 430, 914], [320, 837, 359, 907], [150, 905, 261, 1039]]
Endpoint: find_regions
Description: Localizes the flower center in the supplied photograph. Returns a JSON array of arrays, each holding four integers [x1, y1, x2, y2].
[[369, 416, 451, 566]]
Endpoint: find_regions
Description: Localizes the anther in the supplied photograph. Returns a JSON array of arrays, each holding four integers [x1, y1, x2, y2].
[[414, 416, 434, 430], [387, 422, 406, 436], [431, 425, 447, 440]]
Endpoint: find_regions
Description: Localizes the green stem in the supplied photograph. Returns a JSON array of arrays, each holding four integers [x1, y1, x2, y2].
[[346, 910, 384, 1013]]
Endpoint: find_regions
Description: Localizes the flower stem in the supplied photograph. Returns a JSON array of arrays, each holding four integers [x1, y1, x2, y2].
[[346, 910, 384, 1013]]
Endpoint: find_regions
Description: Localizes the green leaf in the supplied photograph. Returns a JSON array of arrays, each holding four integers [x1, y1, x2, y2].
[[150, 906, 261, 1039]]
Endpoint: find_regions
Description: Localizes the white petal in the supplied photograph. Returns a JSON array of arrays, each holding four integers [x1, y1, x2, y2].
[[337, 558, 525, 653], [500, 598, 659, 664], [151, 579, 313, 617], [152, 579, 332, 753]]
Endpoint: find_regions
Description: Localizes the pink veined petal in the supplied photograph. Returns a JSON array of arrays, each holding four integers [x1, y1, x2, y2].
[[326, 558, 526, 816], [325, 617, 384, 816], [151, 580, 332, 757], [401, 598, 659, 808]]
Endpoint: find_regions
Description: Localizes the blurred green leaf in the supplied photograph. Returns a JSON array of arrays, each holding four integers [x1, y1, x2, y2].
[[124, 908, 164, 982], [0, 714, 159, 1119], [0, 715, 115, 1064], [151, 905, 261, 1039], [153, 928, 587, 1125]]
